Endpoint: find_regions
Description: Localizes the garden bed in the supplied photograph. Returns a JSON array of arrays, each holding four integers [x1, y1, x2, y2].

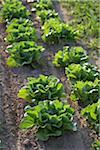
[[0, 0, 99, 150]]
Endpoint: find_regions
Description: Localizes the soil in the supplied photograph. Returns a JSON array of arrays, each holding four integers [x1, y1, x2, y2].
[[0, 1, 97, 150]]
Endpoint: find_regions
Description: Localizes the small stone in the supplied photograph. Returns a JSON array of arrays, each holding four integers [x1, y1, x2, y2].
[[23, 139, 30, 145], [31, 8, 36, 12], [30, 141, 37, 146], [27, 0, 35, 2]]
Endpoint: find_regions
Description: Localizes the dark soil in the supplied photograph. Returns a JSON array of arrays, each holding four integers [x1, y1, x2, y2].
[[0, 1, 95, 150]]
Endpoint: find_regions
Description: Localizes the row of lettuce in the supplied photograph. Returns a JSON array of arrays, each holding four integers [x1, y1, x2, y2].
[[34, 0, 100, 142], [1, 0, 77, 141], [1, 0, 100, 147], [1, 0, 44, 67], [53, 46, 100, 130]]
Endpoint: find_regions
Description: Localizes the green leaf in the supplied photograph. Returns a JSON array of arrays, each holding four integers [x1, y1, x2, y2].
[[20, 116, 34, 129], [37, 129, 49, 141], [18, 88, 32, 102], [48, 130, 62, 137], [7, 57, 18, 67], [54, 100, 63, 110], [70, 94, 77, 101]]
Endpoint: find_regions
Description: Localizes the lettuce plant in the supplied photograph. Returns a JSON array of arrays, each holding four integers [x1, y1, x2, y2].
[[20, 100, 76, 141], [18, 75, 65, 104], [53, 46, 88, 67], [37, 9, 59, 24], [6, 41, 44, 67], [71, 79, 100, 105], [34, 0, 53, 11], [42, 18, 77, 43], [71, 79, 99, 105], [6, 18, 37, 44], [65, 63, 99, 83], [81, 100, 100, 133], [1, 0, 30, 22]]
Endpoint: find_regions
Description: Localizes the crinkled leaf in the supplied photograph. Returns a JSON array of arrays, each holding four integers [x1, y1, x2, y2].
[[20, 116, 34, 129]]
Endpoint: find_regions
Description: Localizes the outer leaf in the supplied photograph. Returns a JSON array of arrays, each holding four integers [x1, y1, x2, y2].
[[36, 129, 49, 141], [20, 116, 34, 129], [7, 57, 18, 67], [18, 88, 32, 102]]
